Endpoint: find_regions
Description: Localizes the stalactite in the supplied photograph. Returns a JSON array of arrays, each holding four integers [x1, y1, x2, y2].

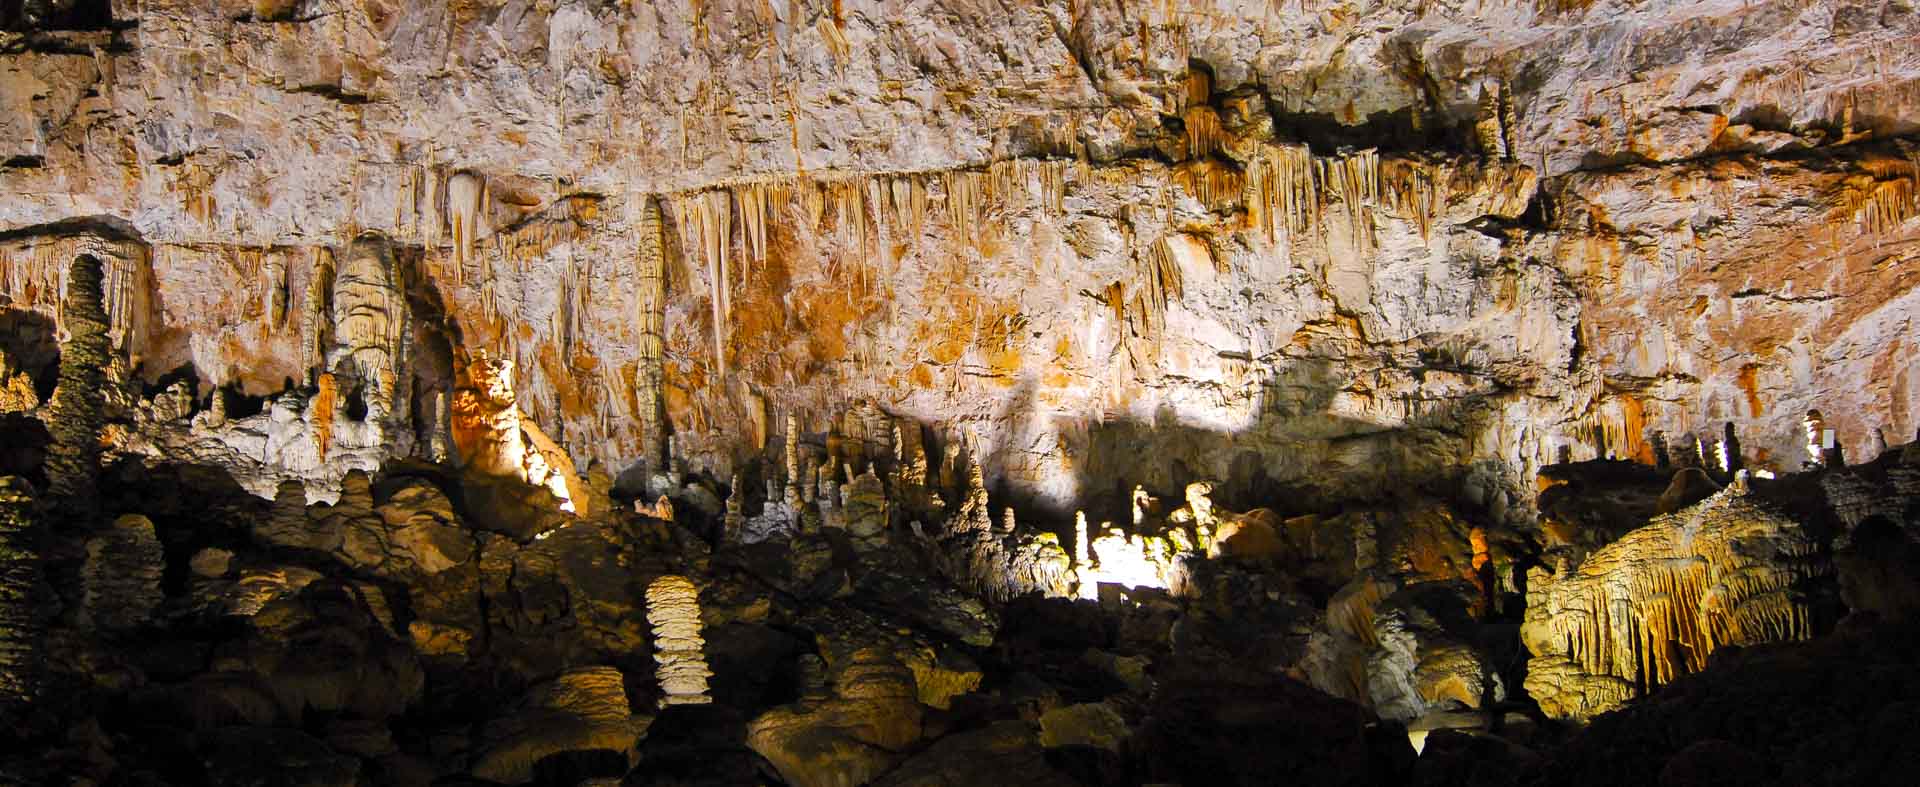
[[303, 247, 336, 377], [822, 179, 865, 261], [1134, 236, 1186, 340], [800, 181, 827, 231], [1318, 149, 1380, 252], [735, 182, 773, 266], [446, 172, 489, 284], [675, 191, 733, 378], [1175, 159, 1244, 212], [1243, 144, 1318, 243], [887, 175, 928, 237], [553, 257, 584, 357], [1383, 159, 1445, 243], [1839, 156, 1920, 238], [1523, 487, 1827, 720], [1183, 105, 1224, 160], [944, 170, 983, 242], [0, 477, 41, 718]]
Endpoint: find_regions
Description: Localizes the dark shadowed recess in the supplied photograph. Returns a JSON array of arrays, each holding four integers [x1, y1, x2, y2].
[[0, 0, 113, 32]]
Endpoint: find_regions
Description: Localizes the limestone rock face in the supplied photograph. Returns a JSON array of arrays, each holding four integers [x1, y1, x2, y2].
[[1522, 484, 1830, 721], [3, 0, 1913, 526]]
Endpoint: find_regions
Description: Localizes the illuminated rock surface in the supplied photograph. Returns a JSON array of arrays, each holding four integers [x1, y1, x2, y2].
[[2, 0, 1920, 785]]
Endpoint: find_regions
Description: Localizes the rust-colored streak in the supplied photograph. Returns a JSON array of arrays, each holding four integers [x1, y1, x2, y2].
[[1737, 364, 1764, 418], [313, 373, 337, 460]]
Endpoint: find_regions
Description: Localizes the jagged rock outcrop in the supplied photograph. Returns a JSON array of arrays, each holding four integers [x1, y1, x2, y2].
[[1522, 481, 1830, 721], [0, 477, 39, 715], [747, 610, 928, 787], [0, 349, 35, 414], [646, 574, 713, 706], [471, 666, 651, 785]]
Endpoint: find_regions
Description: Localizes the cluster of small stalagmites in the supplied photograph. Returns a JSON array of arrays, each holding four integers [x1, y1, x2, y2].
[[0, 477, 40, 714], [1068, 482, 1240, 599], [1521, 479, 1827, 721], [645, 575, 712, 706], [81, 514, 165, 631], [0, 349, 36, 414]]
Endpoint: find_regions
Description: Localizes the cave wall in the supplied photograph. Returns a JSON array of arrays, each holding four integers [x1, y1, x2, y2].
[[2, 0, 1917, 511]]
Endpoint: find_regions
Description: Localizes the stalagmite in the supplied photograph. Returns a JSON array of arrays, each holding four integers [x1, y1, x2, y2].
[[1802, 409, 1827, 467], [327, 235, 412, 428], [1074, 510, 1090, 568], [428, 391, 451, 462], [1476, 83, 1508, 159], [635, 197, 668, 469], [0, 477, 41, 717], [82, 514, 165, 630], [46, 256, 110, 520], [1721, 422, 1743, 474], [646, 575, 713, 706], [724, 473, 746, 543], [1498, 80, 1520, 160]]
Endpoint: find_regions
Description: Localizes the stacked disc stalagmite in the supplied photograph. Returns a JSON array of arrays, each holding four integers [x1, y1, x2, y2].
[[645, 574, 712, 706]]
